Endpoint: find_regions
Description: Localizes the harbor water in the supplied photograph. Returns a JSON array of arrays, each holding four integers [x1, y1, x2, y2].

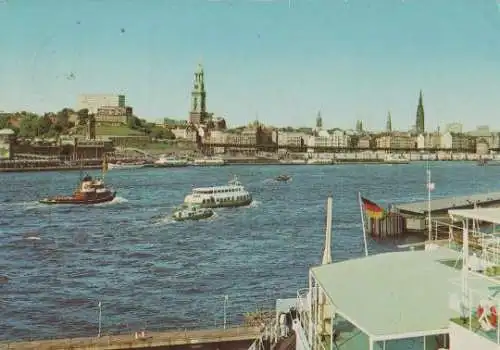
[[0, 162, 498, 341]]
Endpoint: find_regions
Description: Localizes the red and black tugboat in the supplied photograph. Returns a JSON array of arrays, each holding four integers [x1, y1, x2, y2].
[[39, 157, 116, 205]]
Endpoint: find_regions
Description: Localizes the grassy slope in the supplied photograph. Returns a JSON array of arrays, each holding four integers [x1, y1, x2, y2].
[[96, 125, 144, 136]]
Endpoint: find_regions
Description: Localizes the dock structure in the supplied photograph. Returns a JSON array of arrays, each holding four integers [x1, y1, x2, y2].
[[0, 326, 260, 350], [394, 192, 500, 218]]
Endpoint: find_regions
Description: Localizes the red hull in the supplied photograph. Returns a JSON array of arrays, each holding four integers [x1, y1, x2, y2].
[[39, 192, 116, 205]]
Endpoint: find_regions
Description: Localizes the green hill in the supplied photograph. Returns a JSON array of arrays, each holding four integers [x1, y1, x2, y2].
[[96, 125, 144, 136]]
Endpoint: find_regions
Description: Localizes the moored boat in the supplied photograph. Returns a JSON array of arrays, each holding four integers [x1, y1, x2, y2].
[[183, 175, 252, 208], [383, 153, 409, 164], [191, 157, 225, 166], [171, 205, 214, 221], [154, 155, 188, 167], [477, 159, 500, 166], [108, 161, 146, 170], [307, 158, 334, 165]]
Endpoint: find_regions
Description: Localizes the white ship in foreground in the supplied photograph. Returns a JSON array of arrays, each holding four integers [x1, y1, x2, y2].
[[247, 199, 500, 350], [183, 175, 252, 208]]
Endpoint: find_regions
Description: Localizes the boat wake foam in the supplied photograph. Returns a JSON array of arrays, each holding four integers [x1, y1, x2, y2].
[[247, 200, 261, 208], [153, 210, 219, 225], [95, 196, 128, 206]]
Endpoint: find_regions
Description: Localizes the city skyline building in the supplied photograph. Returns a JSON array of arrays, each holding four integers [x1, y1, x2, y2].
[[415, 90, 425, 134], [386, 111, 392, 132], [77, 94, 126, 114], [189, 64, 208, 126]]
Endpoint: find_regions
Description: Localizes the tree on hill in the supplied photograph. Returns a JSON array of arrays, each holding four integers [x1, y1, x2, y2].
[[150, 127, 175, 140], [37, 114, 53, 135], [19, 113, 40, 138], [77, 108, 89, 125], [0, 115, 9, 129]]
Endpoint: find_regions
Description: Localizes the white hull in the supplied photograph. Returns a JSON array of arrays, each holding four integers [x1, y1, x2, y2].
[[307, 159, 335, 165], [108, 163, 145, 170], [192, 158, 225, 166], [183, 176, 251, 208]]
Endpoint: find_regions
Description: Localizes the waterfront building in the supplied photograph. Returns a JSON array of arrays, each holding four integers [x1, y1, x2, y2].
[[95, 106, 133, 125], [416, 133, 441, 149], [375, 133, 415, 149], [306, 130, 350, 149], [273, 131, 308, 147]]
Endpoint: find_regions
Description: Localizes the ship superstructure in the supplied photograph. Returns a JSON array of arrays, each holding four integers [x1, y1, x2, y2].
[[250, 200, 500, 350]]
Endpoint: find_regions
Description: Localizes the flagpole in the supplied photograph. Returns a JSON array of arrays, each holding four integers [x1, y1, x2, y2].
[[427, 161, 432, 242], [358, 192, 369, 257]]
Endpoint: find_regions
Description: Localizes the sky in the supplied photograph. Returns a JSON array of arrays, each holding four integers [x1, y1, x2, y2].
[[0, 0, 499, 131]]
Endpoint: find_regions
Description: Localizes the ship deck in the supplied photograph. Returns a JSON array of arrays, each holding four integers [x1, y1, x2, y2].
[[309, 247, 499, 348]]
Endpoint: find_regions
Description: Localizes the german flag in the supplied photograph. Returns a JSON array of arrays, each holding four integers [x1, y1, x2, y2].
[[361, 197, 385, 219]]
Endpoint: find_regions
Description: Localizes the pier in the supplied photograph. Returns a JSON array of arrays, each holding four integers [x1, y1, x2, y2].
[[394, 192, 500, 218], [0, 326, 260, 350]]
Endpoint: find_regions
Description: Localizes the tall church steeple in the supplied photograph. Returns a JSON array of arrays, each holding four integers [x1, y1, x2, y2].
[[386, 111, 392, 132], [189, 63, 207, 125], [415, 90, 425, 134]]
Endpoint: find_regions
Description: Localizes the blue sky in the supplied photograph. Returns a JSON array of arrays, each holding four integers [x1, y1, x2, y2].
[[0, 0, 499, 130]]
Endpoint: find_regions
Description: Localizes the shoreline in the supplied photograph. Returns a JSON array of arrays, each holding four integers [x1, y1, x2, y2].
[[0, 159, 480, 173]]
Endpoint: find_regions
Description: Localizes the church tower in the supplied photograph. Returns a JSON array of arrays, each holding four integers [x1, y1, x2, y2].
[[386, 111, 392, 132], [189, 64, 207, 125]]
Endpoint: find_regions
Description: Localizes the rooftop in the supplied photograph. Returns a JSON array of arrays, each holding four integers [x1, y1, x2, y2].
[[0, 128, 15, 135], [394, 192, 500, 215], [311, 248, 499, 340], [449, 207, 500, 225]]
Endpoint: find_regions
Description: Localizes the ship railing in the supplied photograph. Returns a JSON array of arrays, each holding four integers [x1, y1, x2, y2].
[[2, 323, 256, 345], [437, 219, 500, 266], [296, 287, 313, 343], [450, 279, 500, 345]]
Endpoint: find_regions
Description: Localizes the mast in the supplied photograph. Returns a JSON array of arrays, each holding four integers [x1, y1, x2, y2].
[[322, 196, 333, 265], [427, 161, 432, 242], [102, 153, 108, 180]]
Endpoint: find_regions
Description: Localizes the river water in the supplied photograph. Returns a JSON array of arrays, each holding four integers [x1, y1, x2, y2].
[[0, 162, 496, 341]]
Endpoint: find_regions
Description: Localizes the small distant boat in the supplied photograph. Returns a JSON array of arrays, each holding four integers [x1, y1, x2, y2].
[[192, 157, 225, 166], [383, 154, 409, 164], [172, 205, 214, 221], [275, 175, 291, 182], [477, 159, 500, 166], [154, 155, 188, 168], [108, 161, 146, 170]]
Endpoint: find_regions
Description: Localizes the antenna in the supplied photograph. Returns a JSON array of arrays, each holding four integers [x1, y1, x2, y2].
[[322, 196, 333, 265], [426, 160, 432, 241]]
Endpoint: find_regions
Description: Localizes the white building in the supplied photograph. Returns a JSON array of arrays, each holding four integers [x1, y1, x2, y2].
[[440, 132, 453, 149], [416, 133, 441, 149], [77, 94, 126, 114], [445, 123, 463, 134], [273, 131, 308, 147], [306, 130, 350, 149]]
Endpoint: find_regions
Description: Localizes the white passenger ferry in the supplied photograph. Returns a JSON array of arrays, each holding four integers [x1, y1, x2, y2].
[[183, 176, 252, 208]]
